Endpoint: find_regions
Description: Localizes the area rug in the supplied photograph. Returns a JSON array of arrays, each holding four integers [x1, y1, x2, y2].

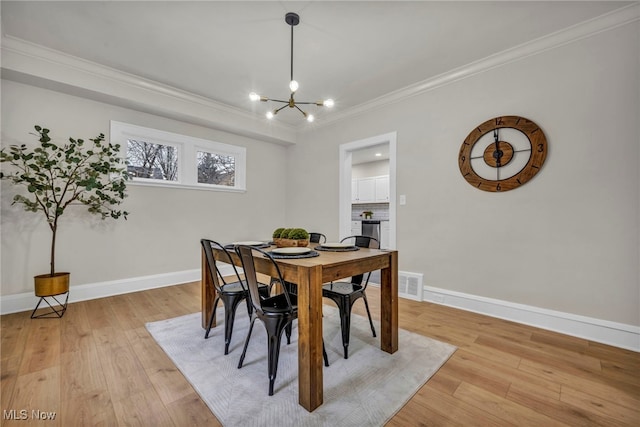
[[146, 305, 456, 426]]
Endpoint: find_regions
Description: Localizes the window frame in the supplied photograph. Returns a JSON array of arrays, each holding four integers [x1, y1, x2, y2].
[[110, 121, 246, 192]]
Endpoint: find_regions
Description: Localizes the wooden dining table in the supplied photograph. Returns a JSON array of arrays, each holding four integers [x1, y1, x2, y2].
[[200, 242, 398, 412]]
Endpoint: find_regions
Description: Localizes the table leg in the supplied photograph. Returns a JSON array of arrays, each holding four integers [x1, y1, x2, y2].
[[201, 246, 216, 329], [296, 264, 324, 411], [380, 250, 399, 353]]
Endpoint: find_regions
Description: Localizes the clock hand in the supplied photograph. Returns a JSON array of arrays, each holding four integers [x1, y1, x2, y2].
[[494, 129, 501, 180]]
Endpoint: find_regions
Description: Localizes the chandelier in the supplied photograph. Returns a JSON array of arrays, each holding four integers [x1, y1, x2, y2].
[[249, 12, 334, 123]]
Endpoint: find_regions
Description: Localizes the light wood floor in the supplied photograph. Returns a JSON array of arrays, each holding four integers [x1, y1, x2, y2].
[[2, 281, 639, 426]]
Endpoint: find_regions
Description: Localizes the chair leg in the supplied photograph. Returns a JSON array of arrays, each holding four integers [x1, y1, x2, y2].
[[285, 322, 292, 344], [223, 294, 246, 355], [362, 293, 377, 338], [263, 316, 291, 396], [204, 297, 220, 339], [337, 298, 352, 359], [267, 327, 286, 396], [323, 341, 329, 367], [326, 295, 353, 359], [237, 315, 257, 369]]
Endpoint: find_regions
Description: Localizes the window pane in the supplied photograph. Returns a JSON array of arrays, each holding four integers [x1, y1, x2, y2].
[[126, 139, 178, 181], [197, 151, 235, 186]]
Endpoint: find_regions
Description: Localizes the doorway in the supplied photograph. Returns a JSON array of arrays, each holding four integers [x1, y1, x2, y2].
[[339, 132, 396, 249]]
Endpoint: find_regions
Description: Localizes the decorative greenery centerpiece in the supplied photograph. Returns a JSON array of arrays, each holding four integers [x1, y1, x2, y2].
[[0, 125, 129, 300], [272, 227, 310, 247]]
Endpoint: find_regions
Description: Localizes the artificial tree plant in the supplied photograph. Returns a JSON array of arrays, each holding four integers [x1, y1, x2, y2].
[[0, 125, 129, 282], [272, 227, 309, 247]]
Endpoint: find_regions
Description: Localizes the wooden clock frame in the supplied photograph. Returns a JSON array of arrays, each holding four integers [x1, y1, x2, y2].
[[458, 115, 547, 192]]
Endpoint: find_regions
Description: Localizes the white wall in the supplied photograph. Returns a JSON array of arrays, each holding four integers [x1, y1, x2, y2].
[[1, 80, 288, 295], [287, 22, 639, 326], [352, 160, 390, 179]]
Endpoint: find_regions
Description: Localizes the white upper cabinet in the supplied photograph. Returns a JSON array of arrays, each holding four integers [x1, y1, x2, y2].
[[375, 176, 389, 202], [357, 178, 376, 202], [352, 175, 389, 203]]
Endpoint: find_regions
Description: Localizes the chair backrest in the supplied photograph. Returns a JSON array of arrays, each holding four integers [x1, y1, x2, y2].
[[200, 239, 244, 292], [309, 232, 327, 244], [339, 235, 380, 286], [235, 245, 295, 315], [340, 235, 380, 249]]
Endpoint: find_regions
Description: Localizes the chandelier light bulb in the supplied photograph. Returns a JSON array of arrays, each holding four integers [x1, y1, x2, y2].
[[289, 80, 299, 92], [266, 111, 274, 119], [306, 114, 315, 122], [249, 92, 260, 101], [323, 99, 335, 108]]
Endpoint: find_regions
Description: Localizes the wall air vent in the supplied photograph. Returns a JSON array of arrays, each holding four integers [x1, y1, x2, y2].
[[398, 271, 423, 301]]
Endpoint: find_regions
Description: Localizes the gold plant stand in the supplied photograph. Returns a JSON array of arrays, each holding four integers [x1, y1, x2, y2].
[[31, 273, 70, 319]]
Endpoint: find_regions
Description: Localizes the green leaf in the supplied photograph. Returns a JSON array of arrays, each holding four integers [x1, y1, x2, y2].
[[3, 125, 129, 234]]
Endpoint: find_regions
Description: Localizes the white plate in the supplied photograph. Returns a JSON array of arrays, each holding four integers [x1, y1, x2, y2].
[[272, 247, 311, 255], [233, 241, 264, 246], [321, 242, 354, 249]]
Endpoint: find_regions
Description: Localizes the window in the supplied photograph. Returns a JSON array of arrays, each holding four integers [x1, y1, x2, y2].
[[110, 121, 246, 192], [127, 139, 179, 181], [197, 151, 235, 185]]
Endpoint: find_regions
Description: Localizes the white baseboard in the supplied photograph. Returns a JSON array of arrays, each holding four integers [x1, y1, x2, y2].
[[1, 265, 242, 316], [422, 285, 640, 352], [4, 270, 637, 352], [1, 268, 201, 315]]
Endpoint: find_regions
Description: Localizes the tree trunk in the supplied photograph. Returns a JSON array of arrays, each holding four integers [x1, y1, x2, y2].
[[50, 223, 57, 277]]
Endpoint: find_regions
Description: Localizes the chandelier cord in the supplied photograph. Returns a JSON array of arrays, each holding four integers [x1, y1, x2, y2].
[[290, 22, 294, 87]]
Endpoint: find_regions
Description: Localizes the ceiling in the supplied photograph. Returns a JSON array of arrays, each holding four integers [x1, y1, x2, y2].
[[1, 1, 631, 127]]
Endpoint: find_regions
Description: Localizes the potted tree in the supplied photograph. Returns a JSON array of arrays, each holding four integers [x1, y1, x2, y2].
[[0, 125, 129, 315]]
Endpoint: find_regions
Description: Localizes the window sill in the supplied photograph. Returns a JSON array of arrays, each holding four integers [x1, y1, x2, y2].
[[127, 179, 246, 193]]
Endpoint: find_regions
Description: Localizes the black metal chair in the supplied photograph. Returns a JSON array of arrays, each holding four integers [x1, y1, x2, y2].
[[235, 245, 329, 396], [309, 232, 327, 244], [322, 235, 379, 359], [200, 239, 269, 354]]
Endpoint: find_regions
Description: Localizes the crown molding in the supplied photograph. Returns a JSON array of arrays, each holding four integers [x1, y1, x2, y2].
[[314, 3, 640, 129], [1, 36, 297, 145]]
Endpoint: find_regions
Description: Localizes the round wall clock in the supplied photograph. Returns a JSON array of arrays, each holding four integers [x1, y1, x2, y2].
[[458, 115, 547, 192]]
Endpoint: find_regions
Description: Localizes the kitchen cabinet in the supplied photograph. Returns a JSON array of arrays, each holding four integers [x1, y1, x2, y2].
[[352, 175, 388, 203], [351, 220, 362, 236], [352, 177, 375, 203], [375, 176, 389, 202], [380, 221, 390, 249]]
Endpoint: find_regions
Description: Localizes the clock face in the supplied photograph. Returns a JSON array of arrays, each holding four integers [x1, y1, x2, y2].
[[458, 115, 547, 192]]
